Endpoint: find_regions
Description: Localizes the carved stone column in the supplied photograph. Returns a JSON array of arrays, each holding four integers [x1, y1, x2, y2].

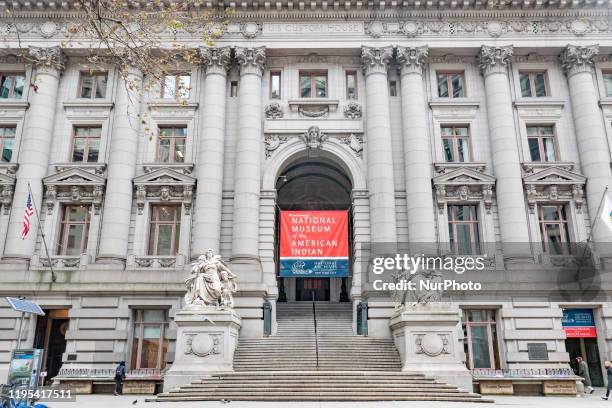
[[361, 46, 397, 243], [97, 66, 143, 261], [561, 44, 612, 244], [479, 45, 530, 259], [192, 47, 231, 257], [231, 47, 266, 263], [4, 47, 63, 260], [397, 46, 436, 247]]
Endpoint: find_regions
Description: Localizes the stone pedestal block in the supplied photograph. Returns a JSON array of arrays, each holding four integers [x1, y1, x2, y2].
[[163, 308, 241, 391], [390, 304, 472, 390]]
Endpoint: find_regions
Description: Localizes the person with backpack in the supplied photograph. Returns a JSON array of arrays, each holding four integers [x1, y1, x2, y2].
[[113, 361, 126, 396]]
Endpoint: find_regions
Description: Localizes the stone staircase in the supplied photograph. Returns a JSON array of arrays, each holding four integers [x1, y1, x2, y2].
[[152, 302, 490, 402]]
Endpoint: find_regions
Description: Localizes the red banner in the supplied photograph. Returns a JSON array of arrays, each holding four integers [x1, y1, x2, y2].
[[279, 210, 349, 277]]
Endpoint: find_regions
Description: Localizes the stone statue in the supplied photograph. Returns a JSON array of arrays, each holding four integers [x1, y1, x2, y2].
[[184, 249, 237, 309]]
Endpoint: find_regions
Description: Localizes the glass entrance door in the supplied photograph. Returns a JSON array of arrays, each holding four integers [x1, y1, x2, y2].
[[296, 278, 330, 301]]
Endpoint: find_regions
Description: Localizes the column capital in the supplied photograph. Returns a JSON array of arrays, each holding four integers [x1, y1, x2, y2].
[[478, 45, 513, 77], [200, 46, 231, 76], [27, 46, 64, 73], [361, 46, 393, 76], [396, 46, 428, 76], [235, 46, 266, 77], [560, 44, 599, 78]]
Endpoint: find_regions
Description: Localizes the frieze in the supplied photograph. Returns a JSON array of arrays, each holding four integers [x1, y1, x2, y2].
[[263, 22, 364, 35]]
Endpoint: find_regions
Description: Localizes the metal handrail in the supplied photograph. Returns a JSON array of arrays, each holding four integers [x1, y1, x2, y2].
[[311, 291, 319, 370]]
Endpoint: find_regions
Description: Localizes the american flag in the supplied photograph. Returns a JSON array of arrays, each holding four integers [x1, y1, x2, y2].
[[21, 192, 34, 240]]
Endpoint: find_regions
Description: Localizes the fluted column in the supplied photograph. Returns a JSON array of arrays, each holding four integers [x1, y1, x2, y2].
[[97, 67, 143, 261], [4, 47, 63, 260], [192, 47, 231, 257], [361, 46, 397, 243], [478, 45, 530, 256], [231, 47, 266, 261], [396, 46, 436, 246], [561, 44, 612, 243]]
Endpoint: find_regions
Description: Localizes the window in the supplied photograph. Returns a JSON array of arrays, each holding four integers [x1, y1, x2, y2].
[[131, 309, 169, 370], [156, 127, 186, 163], [604, 72, 612, 97], [519, 71, 548, 97], [389, 80, 397, 97], [462, 309, 500, 370], [79, 72, 107, 99], [230, 81, 238, 98], [299, 71, 327, 98], [441, 126, 471, 163], [161, 74, 190, 99], [437, 72, 465, 98], [527, 125, 557, 162], [346, 71, 358, 99], [57, 205, 91, 256], [72, 126, 101, 163], [539, 205, 571, 255], [0, 126, 16, 162], [270, 71, 281, 99], [448, 205, 480, 255], [148, 205, 181, 256], [0, 73, 25, 99]]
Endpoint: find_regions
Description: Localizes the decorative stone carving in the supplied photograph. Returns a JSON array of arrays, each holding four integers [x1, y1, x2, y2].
[[486, 21, 505, 37], [339, 133, 363, 157], [522, 164, 586, 214], [343, 102, 362, 119], [366, 21, 385, 38], [133, 167, 195, 215], [403, 21, 420, 37], [240, 22, 261, 38], [391, 269, 443, 307], [300, 126, 328, 150], [235, 46, 266, 76], [264, 134, 288, 158], [396, 46, 429, 75], [0, 166, 16, 215], [560, 44, 599, 77], [43, 167, 106, 215], [361, 46, 393, 76], [27, 46, 64, 72], [478, 45, 514, 76], [433, 165, 496, 214], [184, 249, 237, 309], [184, 333, 221, 357], [298, 106, 328, 118], [200, 46, 231, 74], [265, 102, 283, 119], [415, 333, 450, 357]]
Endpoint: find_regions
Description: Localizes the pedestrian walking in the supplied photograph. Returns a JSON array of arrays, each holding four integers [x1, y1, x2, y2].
[[602, 361, 612, 400], [113, 361, 126, 396], [577, 356, 594, 394]]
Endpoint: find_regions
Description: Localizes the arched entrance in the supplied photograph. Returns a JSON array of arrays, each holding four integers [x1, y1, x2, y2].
[[275, 154, 353, 302]]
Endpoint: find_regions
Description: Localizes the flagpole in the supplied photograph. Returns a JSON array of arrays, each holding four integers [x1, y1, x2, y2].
[[587, 185, 609, 245], [26, 182, 56, 283]]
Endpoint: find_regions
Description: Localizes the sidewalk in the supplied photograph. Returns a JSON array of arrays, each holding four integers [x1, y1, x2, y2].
[[47, 389, 612, 408]]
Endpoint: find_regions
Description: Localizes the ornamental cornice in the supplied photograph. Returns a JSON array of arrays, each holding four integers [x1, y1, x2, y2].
[[235, 46, 266, 77], [396, 46, 429, 76], [200, 46, 231, 75], [478, 45, 514, 77], [560, 44, 599, 78], [361, 46, 393, 76]]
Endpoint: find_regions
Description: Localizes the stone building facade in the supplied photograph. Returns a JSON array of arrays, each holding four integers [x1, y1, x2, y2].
[[0, 0, 611, 390]]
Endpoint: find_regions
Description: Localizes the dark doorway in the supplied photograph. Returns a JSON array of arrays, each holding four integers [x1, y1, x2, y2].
[[296, 278, 330, 301], [33, 309, 69, 385], [274, 155, 353, 303], [566, 337, 603, 387]]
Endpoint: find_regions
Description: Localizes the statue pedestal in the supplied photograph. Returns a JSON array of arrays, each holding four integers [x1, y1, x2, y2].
[[389, 303, 472, 391], [163, 308, 241, 391]]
